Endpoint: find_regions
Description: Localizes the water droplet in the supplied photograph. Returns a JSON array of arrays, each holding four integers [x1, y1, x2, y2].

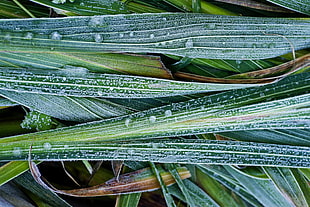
[[97, 91, 103, 96], [268, 43, 275, 48], [43, 142, 52, 150], [51, 31, 62, 40], [235, 60, 242, 65], [13, 147, 21, 156], [206, 23, 216, 29], [162, 17, 167, 21], [185, 39, 193, 48], [94, 33, 103, 43], [4, 34, 11, 42], [125, 118, 130, 127], [165, 110, 172, 117], [119, 33, 124, 38], [80, 2, 85, 6], [25, 32, 33, 39], [150, 34, 154, 39], [149, 116, 156, 123], [64, 145, 69, 149], [89, 16, 102, 27], [129, 32, 134, 37]]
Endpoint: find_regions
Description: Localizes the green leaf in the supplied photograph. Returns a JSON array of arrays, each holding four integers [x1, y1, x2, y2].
[[0, 96, 17, 107], [30, 0, 129, 15], [263, 167, 310, 207], [168, 179, 220, 207], [224, 165, 294, 207], [0, 91, 132, 122], [266, 0, 310, 15], [1, 139, 310, 168], [116, 193, 141, 207], [0, 161, 30, 186], [0, 67, 260, 98], [149, 163, 177, 207], [219, 129, 310, 146], [0, 52, 171, 78], [1, 13, 309, 59]]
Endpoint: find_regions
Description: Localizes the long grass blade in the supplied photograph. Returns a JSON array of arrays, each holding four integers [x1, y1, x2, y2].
[[266, 0, 310, 15], [0, 67, 261, 98], [1, 13, 309, 59]]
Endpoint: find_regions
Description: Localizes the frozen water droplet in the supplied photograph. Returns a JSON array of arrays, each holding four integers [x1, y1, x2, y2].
[[165, 110, 172, 117], [129, 32, 134, 37], [13, 147, 21, 156], [206, 23, 216, 29], [51, 31, 62, 40], [125, 118, 131, 127], [149, 116, 156, 123], [268, 43, 275, 48], [25, 32, 33, 39], [50, 47, 54, 50], [4, 34, 11, 42], [162, 17, 167, 21], [94, 33, 103, 43], [150, 34, 154, 39], [235, 60, 242, 65], [80, 2, 85, 6], [260, 92, 265, 97], [64, 145, 69, 149], [119, 33, 124, 38], [185, 39, 193, 48], [43, 142, 52, 150], [97, 91, 103, 96]]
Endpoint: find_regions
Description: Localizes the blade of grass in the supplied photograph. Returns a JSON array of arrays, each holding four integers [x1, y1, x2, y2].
[[115, 193, 141, 207], [0, 91, 133, 122], [0, 73, 308, 145], [168, 179, 220, 207], [1, 139, 310, 168], [263, 167, 310, 207], [266, 0, 310, 15], [219, 129, 310, 146], [0, 67, 261, 98], [1, 13, 309, 60], [149, 163, 177, 207], [30, 0, 129, 15], [224, 165, 294, 207], [0, 52, 172, 78]]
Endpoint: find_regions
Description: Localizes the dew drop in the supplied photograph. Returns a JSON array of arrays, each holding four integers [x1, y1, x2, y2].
[[235, 60, 242, 65], [94, 33, 103, 43], [13, 147, 21, 156], [165, 110, 172, 117], [125, 118, 131, 127], [185, 39, 193, 48], [97, 91, 103, 96], [129, 32, 134, 37], [80, 2, 85, 6], [268, 43, 275, 48], [4, 34, 11, 42], [150, 34, 154, 39], [51, 31, 62, 40], [149, 116, 156, 123], [119, 33, 124, 38], [43, 142, 52, 150], [162, 17, 167, 21], [25, 32, 33, 39]]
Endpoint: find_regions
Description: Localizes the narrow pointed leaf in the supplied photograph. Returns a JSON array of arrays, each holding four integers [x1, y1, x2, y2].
[[0, 52, 172, 78], [116, 193, 141, 207], [0, 161, 31, 186], [224, 165, 294, 207], [1, 13, 309, 59], [263, 167, 309, 207], [0, 91, 132, 122], [1, 139, 310, 168], [0, 67, 260, 98], [266, 0, 310, 15]]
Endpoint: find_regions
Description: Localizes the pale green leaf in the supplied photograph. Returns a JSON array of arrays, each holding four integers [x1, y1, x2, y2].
[[116, 193, 141, 207], [0, 13, 309, 59], [263, 167, 309, 207], [267, 0, 310, 15], [0, 67, 260, 98]]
